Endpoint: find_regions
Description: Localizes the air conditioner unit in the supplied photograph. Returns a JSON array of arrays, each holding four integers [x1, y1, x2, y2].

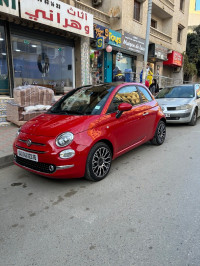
[[92, 0, 102, 7]]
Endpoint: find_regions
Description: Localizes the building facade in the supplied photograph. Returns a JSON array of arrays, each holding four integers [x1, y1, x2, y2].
[[74, 0, 190, 87], [0, 0, 190, 124], [188, 0, 200, 32]]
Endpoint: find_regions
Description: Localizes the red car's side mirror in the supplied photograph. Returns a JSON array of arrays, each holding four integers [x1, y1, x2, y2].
[[116, 103, 132, 118], [118, 103, 132, 111]]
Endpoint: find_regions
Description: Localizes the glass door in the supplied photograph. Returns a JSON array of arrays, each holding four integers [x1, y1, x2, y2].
[[0, 25, 9, 95]]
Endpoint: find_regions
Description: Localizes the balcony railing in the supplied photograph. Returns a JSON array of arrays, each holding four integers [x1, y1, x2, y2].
[[150, 27, 172, 44], [73, 0, 110, 25]]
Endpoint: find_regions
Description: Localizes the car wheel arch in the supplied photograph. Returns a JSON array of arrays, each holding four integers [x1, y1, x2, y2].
[[94, 139, 114, 158]]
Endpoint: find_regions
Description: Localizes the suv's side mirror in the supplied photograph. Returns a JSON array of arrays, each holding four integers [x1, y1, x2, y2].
[[116, 103, 132, 118]]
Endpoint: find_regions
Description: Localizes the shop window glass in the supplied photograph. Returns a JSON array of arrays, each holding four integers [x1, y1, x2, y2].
[[107, 86, 140, 113], [113, 53, 136, 82], [0, 26, 9, 95], [11, 35, 74, 95], [90, 49, 103, 84]]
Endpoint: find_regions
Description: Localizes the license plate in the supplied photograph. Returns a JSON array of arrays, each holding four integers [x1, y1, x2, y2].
[[164, 113, 170, 117], [17, 149, 38, 162]]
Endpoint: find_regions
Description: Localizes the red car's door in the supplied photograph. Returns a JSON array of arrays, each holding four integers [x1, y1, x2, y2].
[[137, 85, 158, 139], [105, 85, 151, 153]]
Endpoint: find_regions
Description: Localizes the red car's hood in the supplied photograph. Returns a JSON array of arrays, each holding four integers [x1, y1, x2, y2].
[[21, 113, 99, 137]]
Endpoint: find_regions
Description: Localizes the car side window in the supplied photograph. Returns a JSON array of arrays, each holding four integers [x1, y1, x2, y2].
[[137, 86, 153, 102], [107, 86, 141, 113]]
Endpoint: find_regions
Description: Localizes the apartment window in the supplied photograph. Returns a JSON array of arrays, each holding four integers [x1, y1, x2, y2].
[[177, 25, 184, 43], [180, 0, 184, 11], [151, 19, 157, 29], [134, 1, 141, 22]]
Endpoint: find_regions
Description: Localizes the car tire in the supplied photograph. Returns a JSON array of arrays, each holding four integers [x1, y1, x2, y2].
[[188, 109, 197, 126], [151, 120, 166, 145], [85, 142, 112, 182]]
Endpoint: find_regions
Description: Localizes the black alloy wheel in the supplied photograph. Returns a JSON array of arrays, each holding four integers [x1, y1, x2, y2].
[[85, 142, 112, 181], [151, 120, 166, 145]]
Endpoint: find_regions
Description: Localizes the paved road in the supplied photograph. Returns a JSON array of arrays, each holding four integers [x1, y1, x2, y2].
[[1, 122, 200, 266]]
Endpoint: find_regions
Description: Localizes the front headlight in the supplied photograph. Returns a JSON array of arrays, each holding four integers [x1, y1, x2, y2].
[[176, 104, 192, 110], [56, 132, 74, 147], [16, 128, 21, 137]]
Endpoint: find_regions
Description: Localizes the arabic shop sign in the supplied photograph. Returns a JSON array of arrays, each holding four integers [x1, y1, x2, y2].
[[164, 51, 183, 67], [93, 24, 109, 43], [108, 29, 121, 47], [20, 0, 93, 38], [121, 32, 145, 55], [0, 0, 19, 16]]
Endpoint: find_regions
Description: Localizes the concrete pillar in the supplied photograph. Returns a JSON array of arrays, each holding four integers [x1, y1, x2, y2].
[[80, 37, 90, 86]]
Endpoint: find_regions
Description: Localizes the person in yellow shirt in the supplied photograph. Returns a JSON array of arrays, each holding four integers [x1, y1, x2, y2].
[[146, 65, 153, 86]]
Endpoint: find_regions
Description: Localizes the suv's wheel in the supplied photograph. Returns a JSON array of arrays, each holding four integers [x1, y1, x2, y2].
[[85, 142, 112, 181], [188, 109, 197, 126], [151, 120, 166, 145]]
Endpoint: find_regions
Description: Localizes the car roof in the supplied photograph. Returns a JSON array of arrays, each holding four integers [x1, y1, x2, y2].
[[82, 82, 145, 88], [165, 84, 199, 88]]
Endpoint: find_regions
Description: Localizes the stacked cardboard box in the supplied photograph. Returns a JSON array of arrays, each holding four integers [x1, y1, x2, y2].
[[6, 86, 54, 126], [0, 97, 12, 126]]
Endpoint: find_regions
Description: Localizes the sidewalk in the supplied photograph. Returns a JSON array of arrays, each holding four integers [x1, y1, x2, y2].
[[0, 123, 19, 168]]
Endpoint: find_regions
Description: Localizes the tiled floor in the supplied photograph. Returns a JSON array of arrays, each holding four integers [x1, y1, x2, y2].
[[0, 123, 19, 158]]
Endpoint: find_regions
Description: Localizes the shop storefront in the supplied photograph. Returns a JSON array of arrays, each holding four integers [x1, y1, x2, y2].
[[0, 0, 93, 97], [90, 23, 109, 84], [148, 43, 169, 77], [90, 27, 145, 84], [120, 31, 145, 81], [10, 25, 74, 94]]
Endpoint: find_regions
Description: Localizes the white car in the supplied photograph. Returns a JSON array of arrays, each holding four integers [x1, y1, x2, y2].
[[156, 84, 200, 126]]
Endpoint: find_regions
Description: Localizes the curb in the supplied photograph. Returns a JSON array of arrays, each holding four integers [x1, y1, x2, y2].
[[0, 154, 14, 169]]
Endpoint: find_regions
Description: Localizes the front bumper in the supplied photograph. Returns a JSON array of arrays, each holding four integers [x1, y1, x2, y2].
[[13, 133, 89, 179], [163, 110, 192, 123]]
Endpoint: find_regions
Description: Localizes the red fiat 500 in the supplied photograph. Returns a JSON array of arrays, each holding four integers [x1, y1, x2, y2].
[[13, 82, 166, 181]]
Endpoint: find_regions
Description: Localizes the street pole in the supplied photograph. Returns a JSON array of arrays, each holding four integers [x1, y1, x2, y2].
[[142, 0, 152, 83]]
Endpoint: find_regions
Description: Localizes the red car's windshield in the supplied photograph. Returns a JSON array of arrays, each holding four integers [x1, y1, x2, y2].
[[49, 85, 116, 115]]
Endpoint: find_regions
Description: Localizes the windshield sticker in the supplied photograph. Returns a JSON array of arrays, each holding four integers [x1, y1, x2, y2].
[[95, 106, 101, 110]]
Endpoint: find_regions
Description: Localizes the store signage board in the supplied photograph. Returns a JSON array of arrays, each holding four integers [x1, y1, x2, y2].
[[163, 51, 183, 67], [149, 43, 168, 61], [0, 0, 19, 16], [96, 37, 104, 50], [154, 44, 168, 61], [93, 24, 109, 43], [108, 29, 121, 47], [20, 0, 93, 38], [121, 32, 145, 55]]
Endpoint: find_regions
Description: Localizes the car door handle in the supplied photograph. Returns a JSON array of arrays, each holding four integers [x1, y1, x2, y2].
[[143, 112, 149, 116]]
